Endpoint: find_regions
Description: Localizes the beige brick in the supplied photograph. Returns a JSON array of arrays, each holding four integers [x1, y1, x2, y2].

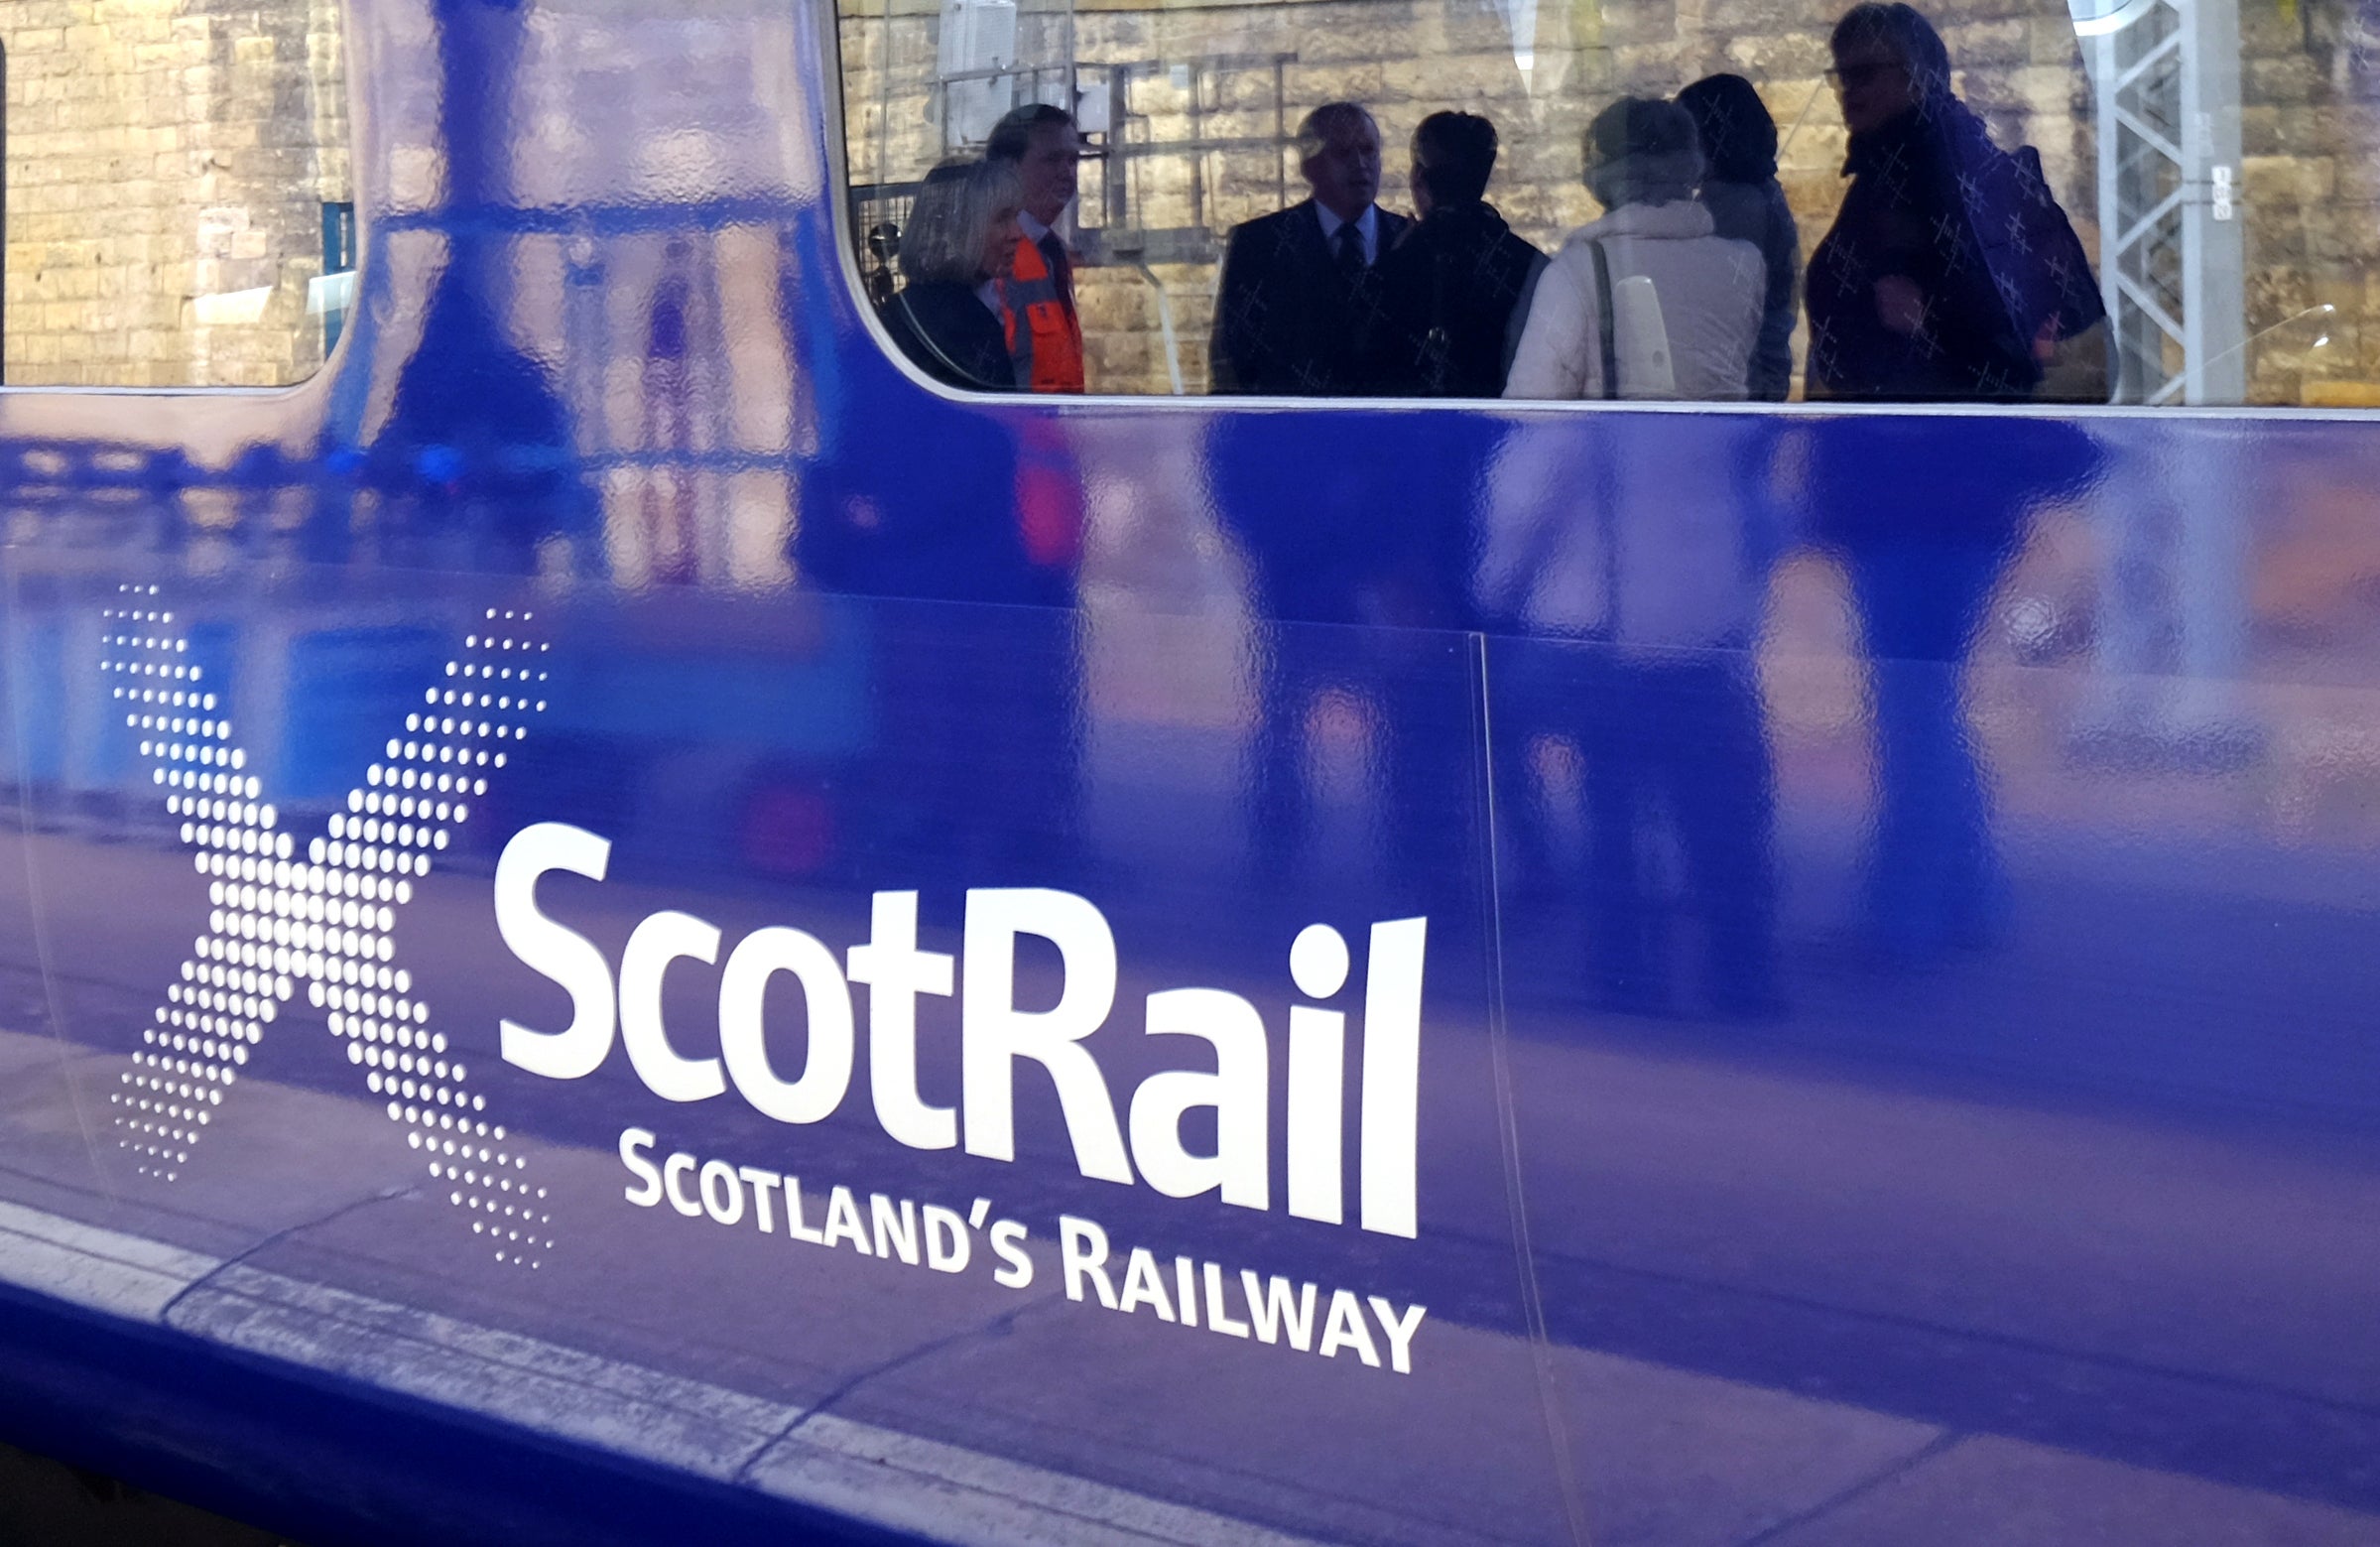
[[0, 0, 346, 383], [2246, 154, 2337, 208]]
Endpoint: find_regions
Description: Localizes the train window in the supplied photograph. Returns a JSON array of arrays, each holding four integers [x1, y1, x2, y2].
[[2, 2, 351, 387], [834, 0, 2380, 408]]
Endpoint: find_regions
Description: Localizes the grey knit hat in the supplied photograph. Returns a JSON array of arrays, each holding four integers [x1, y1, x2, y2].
[[1585, 97, 1705, 205]]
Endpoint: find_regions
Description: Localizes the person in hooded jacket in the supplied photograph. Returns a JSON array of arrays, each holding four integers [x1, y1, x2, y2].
[[1359, 110, 1546, 399], [1677, 73, 1800, 402]]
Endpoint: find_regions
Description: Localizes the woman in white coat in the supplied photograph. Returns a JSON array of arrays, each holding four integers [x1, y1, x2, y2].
[[1505, 97, 1764, 405], [1487, 97, 1783, 1019]]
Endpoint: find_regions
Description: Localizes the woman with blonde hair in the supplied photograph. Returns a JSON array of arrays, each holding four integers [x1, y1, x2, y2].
[[883, 156, 1026, 390]]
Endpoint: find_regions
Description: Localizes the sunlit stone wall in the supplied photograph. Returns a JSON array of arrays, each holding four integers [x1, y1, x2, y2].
[[3, 0, 351, 387]]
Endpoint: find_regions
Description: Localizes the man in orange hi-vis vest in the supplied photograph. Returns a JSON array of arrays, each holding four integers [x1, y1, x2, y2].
[[985, 102, 1088, 574], [982, 105, 1089, 875], [985, 104, 1085, 395]]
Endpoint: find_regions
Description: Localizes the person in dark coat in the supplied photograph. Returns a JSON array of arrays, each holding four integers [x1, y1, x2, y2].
[[1805, 5, 2105, 963], [1208, 104, 1477, 898], [1806, 4, 2102, 404], [1359, 110, 1546, 399], [1209, 102, 1411, 395], [1677, 74, 1800, 402], [880, 157, 1024, 393]]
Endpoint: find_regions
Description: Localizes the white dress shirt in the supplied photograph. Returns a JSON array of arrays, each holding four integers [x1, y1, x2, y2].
[[1314, 201, 1380, 266]]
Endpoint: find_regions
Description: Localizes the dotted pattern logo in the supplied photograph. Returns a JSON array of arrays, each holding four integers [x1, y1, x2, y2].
[[101, 586, 561, 1270], [102, 586, 280, 1185]]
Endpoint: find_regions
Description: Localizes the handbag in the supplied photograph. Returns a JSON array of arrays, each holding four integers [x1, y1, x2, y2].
[[1980, 144, 2110, 402]]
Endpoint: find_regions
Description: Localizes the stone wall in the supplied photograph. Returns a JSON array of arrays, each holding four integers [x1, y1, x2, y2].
[[838, 0, 2380, 403], [2237, 1, 2380, 402], [3, 0, 350, 388]]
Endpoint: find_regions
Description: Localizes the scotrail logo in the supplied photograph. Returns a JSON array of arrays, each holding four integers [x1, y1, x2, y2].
[[101, 584, 556, 1269], [496, 825, 1431, 1237]]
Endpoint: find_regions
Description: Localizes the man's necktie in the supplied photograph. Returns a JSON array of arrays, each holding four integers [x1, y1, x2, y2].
[[1038, 230, 1075, 317], [1334, 222, 1366, 287]]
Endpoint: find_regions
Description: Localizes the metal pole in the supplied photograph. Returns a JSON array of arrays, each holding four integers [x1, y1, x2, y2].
[[2071, 0, 2257, 763], [2180, 0, 2246, 404], [2089, 26, 2125, 397]]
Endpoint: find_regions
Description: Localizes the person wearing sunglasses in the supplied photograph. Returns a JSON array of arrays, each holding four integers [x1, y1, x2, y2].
[[1805, 3, 2105, 966]]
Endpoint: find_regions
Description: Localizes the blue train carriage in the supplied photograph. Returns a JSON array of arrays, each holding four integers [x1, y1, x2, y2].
[[5, 0, 2380, 1542]]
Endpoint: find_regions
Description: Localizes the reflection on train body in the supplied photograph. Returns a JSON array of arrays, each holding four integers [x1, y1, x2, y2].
[[1, 0, 2379, 1544]]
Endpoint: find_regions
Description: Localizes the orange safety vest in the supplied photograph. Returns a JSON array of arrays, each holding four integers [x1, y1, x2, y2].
[[1000, 232, 1085, 394]]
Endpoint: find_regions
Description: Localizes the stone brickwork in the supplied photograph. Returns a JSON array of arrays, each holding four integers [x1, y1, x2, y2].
[[2237, 1, 2380, 402], [839, 0, 2380, 403], [3, 0, 350, 387]]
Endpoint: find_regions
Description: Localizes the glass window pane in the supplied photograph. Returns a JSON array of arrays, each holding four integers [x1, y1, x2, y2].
[[4, 0, 352, 387], [835, 0, 2380, 407]]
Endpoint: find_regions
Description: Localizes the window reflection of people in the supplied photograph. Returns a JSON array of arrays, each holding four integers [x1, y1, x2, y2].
[[1359, 110, 1546, 398], [1209, 102, 1410, 395], [1505, 98, 1765, 402], [881, 157, 1025, 392], [642, 239, 699, 582], [1676, 74, 1800, 402], [1807, 4, 2104, 963], [1486, 99, 1782, 1018], [985, 104, 1085, 395]]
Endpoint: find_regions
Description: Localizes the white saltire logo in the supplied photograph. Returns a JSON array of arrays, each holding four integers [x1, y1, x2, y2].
[[101, 583, 559, 1269]]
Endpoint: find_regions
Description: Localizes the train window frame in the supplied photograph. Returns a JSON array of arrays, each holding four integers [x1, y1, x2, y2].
[[816, 0, 2380, 422]]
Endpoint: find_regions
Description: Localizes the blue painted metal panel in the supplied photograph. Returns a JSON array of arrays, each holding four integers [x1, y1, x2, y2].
[[280, 627, 452, 804]]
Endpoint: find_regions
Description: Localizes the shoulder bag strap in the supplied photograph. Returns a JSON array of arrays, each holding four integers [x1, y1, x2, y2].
[[1588, 238, 1620, 401], [1586, 238, 1622, 639]]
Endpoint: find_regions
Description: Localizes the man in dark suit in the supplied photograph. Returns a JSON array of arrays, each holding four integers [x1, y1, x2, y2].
[[1207, 103, 1471, 902], [1209, 102, 1410, 395]]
